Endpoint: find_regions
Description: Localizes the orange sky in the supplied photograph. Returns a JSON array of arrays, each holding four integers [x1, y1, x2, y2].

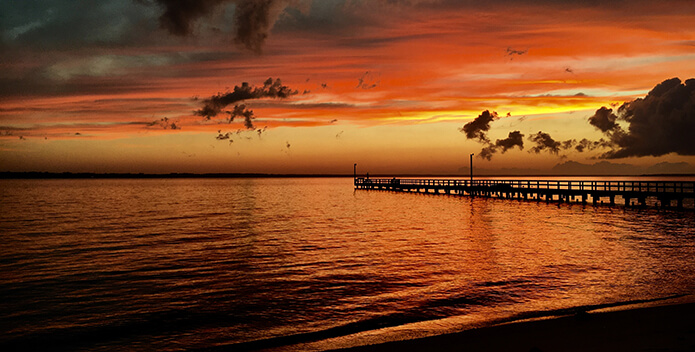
[[1, 0, 695, 174]]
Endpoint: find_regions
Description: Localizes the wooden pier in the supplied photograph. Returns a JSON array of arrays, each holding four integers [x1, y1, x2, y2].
[[354, 178, 695, 209]]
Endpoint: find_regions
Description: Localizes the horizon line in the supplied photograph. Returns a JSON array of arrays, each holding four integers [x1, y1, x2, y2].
[[2, 171, 694, 179]]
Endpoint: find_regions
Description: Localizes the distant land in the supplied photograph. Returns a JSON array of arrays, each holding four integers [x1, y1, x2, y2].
[[456, 160, 695, 177], [2, 160, 695, 179]]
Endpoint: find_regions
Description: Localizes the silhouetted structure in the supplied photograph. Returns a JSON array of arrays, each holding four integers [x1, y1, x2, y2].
[[354, 178, 695, 210]]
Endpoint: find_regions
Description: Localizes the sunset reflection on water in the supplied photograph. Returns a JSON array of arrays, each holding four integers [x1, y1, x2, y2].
[[1, 177, 694, 350]]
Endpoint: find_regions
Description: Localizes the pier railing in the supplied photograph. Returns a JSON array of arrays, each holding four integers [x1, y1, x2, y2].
[[354, 177, 694, 208], [355, 178, 695, 194]]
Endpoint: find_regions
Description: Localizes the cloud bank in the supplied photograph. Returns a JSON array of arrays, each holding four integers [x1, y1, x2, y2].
[[587, 77, 695, 158], [463, 78, 695, 161]]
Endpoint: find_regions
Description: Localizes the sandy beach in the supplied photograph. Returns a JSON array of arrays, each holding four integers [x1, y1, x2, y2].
[[336, 301, 695, 352]]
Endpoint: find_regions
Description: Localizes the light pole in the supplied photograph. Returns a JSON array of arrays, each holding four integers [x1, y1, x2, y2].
[[469, 153, 474, 183]]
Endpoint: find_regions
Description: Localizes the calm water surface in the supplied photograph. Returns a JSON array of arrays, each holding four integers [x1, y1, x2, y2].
[[1, 177, 694, 351]]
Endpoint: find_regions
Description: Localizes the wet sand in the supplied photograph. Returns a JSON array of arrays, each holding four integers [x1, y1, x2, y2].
[[336, 302, 695, 352]]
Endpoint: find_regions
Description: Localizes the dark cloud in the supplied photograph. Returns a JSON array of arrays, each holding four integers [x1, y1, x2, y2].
[[588, 77, 695, 158], [225, 104, 255, 128], [528, 131, 561, 154], [195, 78, 297, 129], [479, 145, 496, 161], [572, 138, 611, 153], [215, 130, 235, 144], [2, 0, 688, 52], [476, 130, 525, 160], [561, 139, 576, 150], [152, 0, 288, 53], [575, 138, 590, 152], [505, 47, 527, 59], [461, 78, 695, 161], [588, 106, 619, 132], [154, 0, 228, 36], [216, 126, 266, 144], [233, 0, 285, 53], [460, 111, 523, 160], [216, 130, 231, 140], [459, 110, 498, 144], [356, 71, 380, 90], [147, 116, 181, 129], [495, 130, 524, 153]]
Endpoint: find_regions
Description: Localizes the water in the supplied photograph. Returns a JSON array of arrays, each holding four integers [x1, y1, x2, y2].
[[1, 177, 694, 351]]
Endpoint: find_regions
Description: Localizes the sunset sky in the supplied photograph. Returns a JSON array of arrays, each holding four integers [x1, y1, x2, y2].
[[2, 0, 694, 175]]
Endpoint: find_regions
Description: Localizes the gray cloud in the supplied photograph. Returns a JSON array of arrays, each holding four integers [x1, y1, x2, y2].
[[154, 0, 229, 36], [233, 0, 288, 53], [1, 1, 158, 48], [2, 0, 687, 51], [195, 78, 297, 129], [152, 0, 290, 53]]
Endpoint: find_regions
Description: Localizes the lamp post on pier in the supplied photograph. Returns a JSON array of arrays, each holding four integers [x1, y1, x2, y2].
[[470, 153, 474, 183]]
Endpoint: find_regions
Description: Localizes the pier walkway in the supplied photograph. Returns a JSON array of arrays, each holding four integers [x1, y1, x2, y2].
[[354, 178, 695, 209]]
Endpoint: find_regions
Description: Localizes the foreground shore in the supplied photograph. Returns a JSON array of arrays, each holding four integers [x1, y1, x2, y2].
[[335, 301, 695, 352]]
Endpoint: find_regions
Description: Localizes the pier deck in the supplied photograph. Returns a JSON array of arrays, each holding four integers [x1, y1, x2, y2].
[[354, 178, 695, 209]]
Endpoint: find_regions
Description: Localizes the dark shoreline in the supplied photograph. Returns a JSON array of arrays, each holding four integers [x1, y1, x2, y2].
[[2, 172, 695, 179], [332, 300, 695, 352]]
